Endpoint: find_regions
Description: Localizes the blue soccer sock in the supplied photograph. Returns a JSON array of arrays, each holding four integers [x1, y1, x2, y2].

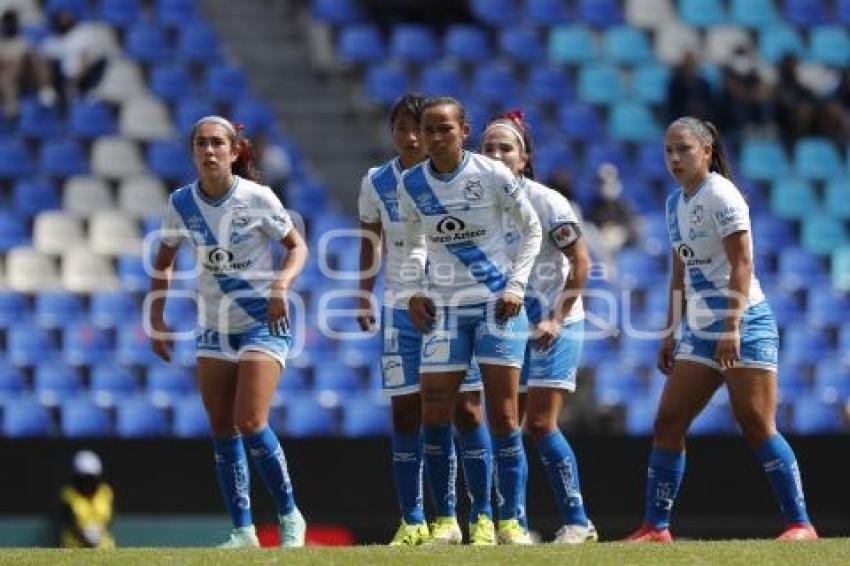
[[517, 441, 529, 529], [244, 426, 296, 517], [493, 430, 527, 522], [644, 447, 686, 529], [423, 425, 457, 518], [536, 431, 589, 527], [213, 436, 252, 528], [755, 434, 811, 525], [391, 430, 425, 525], [458, 424, 493, 521]]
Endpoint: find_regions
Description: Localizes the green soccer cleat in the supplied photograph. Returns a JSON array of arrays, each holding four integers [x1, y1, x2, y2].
[[389, 520, 430, 546], [217, 525, 260, 548], [279, 507, 307, 548], [497, 519, 533, 545], [423, 516, 462, 545], [468, 514, 496, 546]]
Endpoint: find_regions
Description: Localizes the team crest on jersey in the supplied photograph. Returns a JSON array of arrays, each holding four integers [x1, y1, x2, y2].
[[463, 178, 483, 201], [503, 180, 519, 197], [689, 205, 704, 225], [231, 205, 251, 228]]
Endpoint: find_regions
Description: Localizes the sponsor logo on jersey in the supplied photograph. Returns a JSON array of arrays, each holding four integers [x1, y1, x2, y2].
[[463, 178, 483, 201], [430, 215, 487, 243], [677, 243, 695, 259], [715, 206, 744, 227], [689, 204, 704, 225], [689, 226, 709, 240], [678, 243, 712, 266], [205, 246, 252, 272]]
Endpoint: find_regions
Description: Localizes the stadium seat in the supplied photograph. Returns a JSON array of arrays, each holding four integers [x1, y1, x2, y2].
[[770, 178, 819, 220], [61, 247, 120, 293], [758, 24, 806, 63], [149, 63, 193, 102], [603, 26, 652, 65], [729, 0, 780, 27], [231, 98, 276, 135], [17, 99, 62, 139], [117, 255, 149, 292], [625, 0, 676, 29], [6, 248, 60, 292], [94, 58, 147, 104], [0, 138, 32, 180], [594, 362, 644, 406], [444, 25, 491, 63], [34, 362, 82, 406], [778, 247, 826, 290], [824, 178, 850, 220], [88, 211, 143, 256], [833, 247, 850, 291], [337, 24, 385, 65], [577, 63, 623, 105], [157, 0, 198, 27], [118, 175, 168, 218], [205, 64, 249, 105], [68, 101, 116, 139], [782, 326, 831, 366], [313, 361, 361, 393], [116, 396, 168, 437], [64, 323, 110, 367], [148, 364, 195, 406], [792, 396, 841, 433], [147, 141, 194, 183], [311, 0, 362, 25], [39, 138, 88, 178], [61, 397, 113, 437], [35, 291, 84, 329], [752, 214, 795, 250], [100, 0, 142, 28], [172, 395, 209, 438], [341, 394, 390, 436], [526, 0, 571, 26], [90, 363, 138, 405], [12, 179, 60, 218], [120, 96, 174, 141], [806, 285, 850, 328], [631, 63, 670, 105], [678, 0, 726, 27], [2, 397, 53, 437], [549, 24, 597, 65], [654, 23, 701, 65], [0, 212, 28, 252], [125, 21, 171, 63], [388, 24, 439, 63], [704, 25, 752, 64], [0, 291, 30, 329], [793, 138, 844, 182], [533, 143, 576, 182], [116, 324, 160, 366], [63, 175, 114, 216], [783, 0, 829, 28], [813, 359, 850, 401], [284, 395, 336, 437], [471, 0, 519, 27], [276, 365, 308, 394], [363, 63, 408, 105], [577, 0, 623, 27], [90, 291, 138, 330], [689, 398, 735, 435], [91, 136, 147, 180], [31, 211, 84, 255], [809, 25, 850, 67], [839, 0, 850, 25], [472, 63, 519, 106], [801, 217, 847, 256], [609, 101, 660, 142], [499, 27, 546, 64], [527, 66, 572, 105], [177, 20, 221, 63], [418, 64, 464, 98], [624, 395, 655, 434], [0, 363, 26, 398], [740, 139, 790, 182], [761, 285, 804, 326]]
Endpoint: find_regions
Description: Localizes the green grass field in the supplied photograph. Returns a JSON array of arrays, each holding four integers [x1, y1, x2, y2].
[[0, 538, 848, 566]]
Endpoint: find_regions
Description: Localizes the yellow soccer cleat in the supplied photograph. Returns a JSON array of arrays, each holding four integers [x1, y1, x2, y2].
[[389, 520, 430, 546], [423, 516, 462, 545], [468, 514, 496, 546], [497, 519, 533, 545]]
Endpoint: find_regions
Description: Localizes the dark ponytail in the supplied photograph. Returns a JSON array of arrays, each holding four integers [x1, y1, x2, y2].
[[704, 121, 732, 180]]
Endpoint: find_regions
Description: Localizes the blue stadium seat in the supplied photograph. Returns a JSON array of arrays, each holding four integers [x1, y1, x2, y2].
[[2, 397, 53, 437], [90, 363, 138, 403], [576, 0, 623, 27], [616, 248, 662, 289], [313, 361, 361, 393], [678, 0, 727, 27], [0, 139, 32, 179], [793, 138, 844, 182], [231, 98, 276, 135], [833, 248, 850, 292], [806, 285, 850, 328], [118, 255, 149, 292], [631, 63, 671, 105], [39, 139, 88, 178], [594, 362, 643, 406], [690, 399, 735, 435], [740, 139, 790, 181], [801, 216, 847, 256], [549, 24, 597, 65], [125, 22, 171, 63], [471, 0, 520, 27], [337, 24, 385, 65], [311, 0, 362, 25], [175, 99, 216, 134], [585, 140, 629, 172], [444, 25, 491, 63], [418, 64, 464, 98], [35, 291, 85, 329], [813, 359, 850, 400], [730, 0, 780, 27], [388, 24, 439, 63], [61, 397, 113, 437], [0, 291, 30, 329], [619, 336, 662, 367], [527, 66, 572, 105], [116, 396, 168, 437], [8, 324, 55, 367], [758, 24, 805, 63], [641, 212, 670, 256], [776, 361, 810, 400], [762, 285, 804, 326], [783, 0, 828, 28], [116, 323, 160, 366], [752, 214, 795, 250], [577, 63, 623, 105], [809, 25, 850, 67], [782, 326, 831, 366], [364, 64, 408, 105], [533, 142, 575, 181], [12, 179, 60, 218], [17, 99, 62, 139], [90, 290, 139, 329], [792, 396, 841, 433], [609, 101, 660, 142], [778, 247, 826, 290], [148, 141, 194, 182], [45, 0, 88, 17], [157, 0, 198, 27], [147, 364, 195, 403], [472, 63, 518, 106], [824, 178, 850, 220], [341, 394, 390, 436], [558, 102, 602, 141], [603, 26, 652, 66], [277, 365, 309, 394], [499, 27, 546, 64], [177, 20, 221, 63], [100, 0, 141, 28], [839, 0, 850, 25], [205, 64, 249, 105], [624, 395, 655, 435], [68, 101, 116, 139], [64, 323, 110, 367], [634, 141, 668, 182], [34, 362, 82, 405], [149, 64, 194, 102], [171, 338, 198, 367], [770, 178, 818, 220], [284, 395, 336, 437], [0, 212, 28, 251], [526, 0, 571, 26], [173, 395, 209, 438], [0, 363, 26, 400]]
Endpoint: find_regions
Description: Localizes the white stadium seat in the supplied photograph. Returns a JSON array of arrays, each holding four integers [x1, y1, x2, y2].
[[705, 25, 753, 65], [61, 247, 119, 292], [6, 247, 60, 292], [91, 136, 147, 180], [118, 175, 168, 218], [93, 58, 147, 104], [625, 0, 675, 30], [655, 23, 702, 65], [33, 211, 85, 255], [63, 175, 115, 216], [89, 210, 143, 256], [120, 96, 174, 141]]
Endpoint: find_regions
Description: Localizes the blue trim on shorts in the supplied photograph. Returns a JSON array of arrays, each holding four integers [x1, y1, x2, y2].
[[196, 323, 291, 365], [521, 319, 584, 390]]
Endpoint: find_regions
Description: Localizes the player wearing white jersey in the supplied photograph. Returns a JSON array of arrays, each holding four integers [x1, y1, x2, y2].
[[625, 118, 816, 543], [399, 98, 541, 545], [355, 95, 492, 546], [482, 112, 596, 545], [149, 116, 309, 549]]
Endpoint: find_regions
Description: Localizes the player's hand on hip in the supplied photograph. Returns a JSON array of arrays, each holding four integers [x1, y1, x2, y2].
[[533, 318, 561, 351], [657, 334, 676, 376], [355, 295, 376, 332], [408, 294, 436, 333], [150, 317, 173, 362], [267, 291, 290, 337], [714, 328, 741, 370], [495, 292, 523, 323]]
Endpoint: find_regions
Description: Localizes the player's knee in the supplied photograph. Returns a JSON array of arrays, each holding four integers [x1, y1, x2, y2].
[[452, 402, 483, 432], [392, 404, 420, 434], [235, 415, 266, 435], [653, 407, 688, 445], [733, 406, 774, 446], [523, 416, 555, 442], [487, 411, 519, 436]]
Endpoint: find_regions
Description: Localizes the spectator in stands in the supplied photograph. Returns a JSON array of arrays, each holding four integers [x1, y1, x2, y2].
[[624, 117, 817, 543], [39, 9, 111, 108], [544, 167, 577, 205], [586, 163, 640, 257], [774, 54, 819, 148], [148, 116, 309, 549], [666, 52, 715, 123], [718, 45, 773, 138], [253, 131, 293, 202], [0, 9, 54, 118], [57, 450, 115, 549]]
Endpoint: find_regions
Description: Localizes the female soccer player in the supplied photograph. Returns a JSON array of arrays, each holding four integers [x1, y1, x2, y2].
[[624, 117, 817, 542], [399, 97, 542, 545], [481, 111, 596, 544], [356, 94, 494, 546], [149, 116, 309, 548]]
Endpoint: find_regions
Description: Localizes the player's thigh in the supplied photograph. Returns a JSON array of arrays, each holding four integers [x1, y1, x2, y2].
[[655, 360, 724, 436], [480, 363, 522, 434], [197, 356, 239, 430], [390, 391, 421, 434], [725, 367, 778, 444], [234, 353, 282, 431]]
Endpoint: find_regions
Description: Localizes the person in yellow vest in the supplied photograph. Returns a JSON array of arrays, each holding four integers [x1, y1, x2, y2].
[[58, 450, 115, 548]]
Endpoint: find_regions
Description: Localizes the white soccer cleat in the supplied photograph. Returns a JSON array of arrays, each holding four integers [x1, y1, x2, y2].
[[280, 507, 307, 547], [553, 520, 599, 544], [217, 525, 260, 548]]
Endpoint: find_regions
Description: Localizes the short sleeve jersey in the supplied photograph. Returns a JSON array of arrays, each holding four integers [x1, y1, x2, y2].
[[160, 176, 293, 332]]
